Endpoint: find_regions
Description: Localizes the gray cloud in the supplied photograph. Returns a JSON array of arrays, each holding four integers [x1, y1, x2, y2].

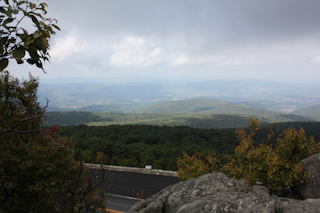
[[10, 0, 320, 84], [48, 1, 320, 38]]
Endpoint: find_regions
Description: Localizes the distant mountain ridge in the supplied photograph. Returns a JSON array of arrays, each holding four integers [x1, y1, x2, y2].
[[44, 99, 319, 129], [133, 99, 229, 113], [39, 79, 320, 112], [132, 99, 316, 123]]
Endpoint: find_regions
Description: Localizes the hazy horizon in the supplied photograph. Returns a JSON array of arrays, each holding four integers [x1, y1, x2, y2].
[[39, 77, 320, 88], [37, 78, 320, 114]]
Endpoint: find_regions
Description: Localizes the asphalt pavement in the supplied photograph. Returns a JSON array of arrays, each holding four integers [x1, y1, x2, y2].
[[89, 169, 181, 212], [90, 169, 180, 198], [105, 194, 137, 212]]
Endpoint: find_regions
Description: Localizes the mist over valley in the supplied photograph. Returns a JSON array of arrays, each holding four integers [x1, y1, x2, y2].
[[39, 79, 320, 128], [39, 79, 320, 113]]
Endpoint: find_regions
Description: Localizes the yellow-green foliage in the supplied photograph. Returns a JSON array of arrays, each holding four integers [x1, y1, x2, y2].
[[177, 118, 320, 192], [95, 151, 108, 164], [177, 152, 212, 181], [177, 151, 226, 181]]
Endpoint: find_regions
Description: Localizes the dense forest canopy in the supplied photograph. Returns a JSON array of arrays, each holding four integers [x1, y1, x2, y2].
[[55, 122, 320, 171], [44, 111, 253, 129]]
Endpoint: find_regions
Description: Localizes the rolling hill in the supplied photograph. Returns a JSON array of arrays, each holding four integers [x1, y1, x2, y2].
[[43, 99, 318, 129], [132, 99, 316, 123], [293, 105, 320, 121], [39, 79, 320, 113]]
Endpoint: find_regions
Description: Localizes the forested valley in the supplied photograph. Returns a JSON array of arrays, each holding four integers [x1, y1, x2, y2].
[[44, 111, 253, 129], [54, 122, 320, 171]]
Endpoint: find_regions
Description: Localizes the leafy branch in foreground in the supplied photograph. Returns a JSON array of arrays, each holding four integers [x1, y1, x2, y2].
[[0, 0, 60, 71]]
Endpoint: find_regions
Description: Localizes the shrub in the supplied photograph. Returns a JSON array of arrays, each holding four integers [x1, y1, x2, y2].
[[177, 118, 320, 192]]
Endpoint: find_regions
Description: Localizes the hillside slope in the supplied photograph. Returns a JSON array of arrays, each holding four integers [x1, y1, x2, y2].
[[43, 100, 318, 128], [132, 99, 315, 122], [293, 105, 320, 121]]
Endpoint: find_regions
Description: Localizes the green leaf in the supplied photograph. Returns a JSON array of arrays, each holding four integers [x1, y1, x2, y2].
[[31, 15, 41, 29], [0, 8, 12, 18], [17, 33, 27, 41], [27, 58, 36, 65], [12, 9, 19, 15], [27, 48, 39, 61], [24, 36, 34, 47], [12, 46, 26, 60], [29, 3, 37, 9], [32, 31, 42, 39], [17, 1, 28, 6], [0, 7, 7, 14], [30, 12, 43, 20], [0, 58, 9, 71], [36, 61, 43, 69], [34, 37, 48, 52], [17, 60, 24, 64], [0, 15, 5, 24], [0, 37, 5, 55], [43, 56, 50, 62], [45, 26, 54, 34], [3, 18, 14, 26], [38, 3, 48, 15], [52, 24, 61, 31]]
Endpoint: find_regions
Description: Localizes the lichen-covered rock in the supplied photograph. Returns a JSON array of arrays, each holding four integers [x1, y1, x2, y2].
[[275, 197, 320, 213], [175, 190, 274, 213], [294, 153, 320, 199], [128, 172, 320, 213]]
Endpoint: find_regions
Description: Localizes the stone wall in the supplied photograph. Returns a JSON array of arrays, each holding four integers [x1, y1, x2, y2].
[[84, 163, 178, 177]]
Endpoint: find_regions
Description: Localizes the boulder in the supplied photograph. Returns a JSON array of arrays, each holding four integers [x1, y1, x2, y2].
[[294, 153, 320, 199], [128, 172, 320, 213]]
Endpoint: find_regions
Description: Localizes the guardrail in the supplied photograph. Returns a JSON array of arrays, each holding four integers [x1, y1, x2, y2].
[[84, 163, 178, 177]]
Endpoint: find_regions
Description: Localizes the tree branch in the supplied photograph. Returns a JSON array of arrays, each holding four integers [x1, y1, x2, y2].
[[0, 115, 42, 135]]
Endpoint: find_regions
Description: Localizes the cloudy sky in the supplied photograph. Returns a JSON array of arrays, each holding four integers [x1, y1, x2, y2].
[[8, 0, 320, 85]]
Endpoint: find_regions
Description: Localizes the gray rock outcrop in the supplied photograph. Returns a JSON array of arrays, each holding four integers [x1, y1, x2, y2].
[[294, 153, 320, 199], [128, 172, 320, 213]]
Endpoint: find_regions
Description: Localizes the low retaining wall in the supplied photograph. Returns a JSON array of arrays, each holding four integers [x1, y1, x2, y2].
[[84, 163, 178, 177]]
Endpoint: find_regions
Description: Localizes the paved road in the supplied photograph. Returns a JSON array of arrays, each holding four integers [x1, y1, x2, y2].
[[105, 195, 136, 212], [90, 169, 180, 198], [89, 169, 180, 212]]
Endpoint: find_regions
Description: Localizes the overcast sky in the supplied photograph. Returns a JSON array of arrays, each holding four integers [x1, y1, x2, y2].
[[8, 0, 320, 85]]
